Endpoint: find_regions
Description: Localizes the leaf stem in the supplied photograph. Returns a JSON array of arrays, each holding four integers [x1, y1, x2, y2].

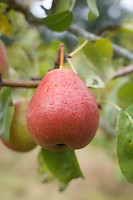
[[69, 0, 77, 12], [70, 40, 88, 56], [100, 100, 121, 111], [100, 100, 133, 125], [66, 58, 77, 74]]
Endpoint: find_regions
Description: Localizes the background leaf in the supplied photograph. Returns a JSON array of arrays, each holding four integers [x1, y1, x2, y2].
[[117, 78, 133, 109], [103, 78, 128, 131], [53, 0, 71, 13], [86, 0, 99, 20], [80, 38, 113, 77], [68, 38, 114, 87], [69, 52, 105, 88], [117, 105, 133, 182], [36, 40, 61, 76], [0, 87, 14, 141], [0, 7, 12, 35], [7, 44, 32, 78], [38, 148, 84, 191], [42, 11, 73, 32]]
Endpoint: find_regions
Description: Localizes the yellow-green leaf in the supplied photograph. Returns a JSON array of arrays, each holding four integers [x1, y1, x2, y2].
[[86, 0, 99, 20]]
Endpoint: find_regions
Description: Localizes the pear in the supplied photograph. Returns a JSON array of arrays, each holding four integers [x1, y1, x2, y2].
[[0, 40, 9, 78], [26, 69, 99, 151], [1, 99, 37, 152]]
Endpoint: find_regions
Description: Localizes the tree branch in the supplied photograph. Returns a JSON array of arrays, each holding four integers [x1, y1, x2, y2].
[[113, 65, 133, 79], [1, 65, 133, 88], [68, 24, 133, 62], [1, 79, 40, 88]]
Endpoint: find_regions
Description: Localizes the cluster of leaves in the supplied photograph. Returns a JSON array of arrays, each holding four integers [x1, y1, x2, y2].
[[42, 0, 99, 31], [1, 0, 133, 191]]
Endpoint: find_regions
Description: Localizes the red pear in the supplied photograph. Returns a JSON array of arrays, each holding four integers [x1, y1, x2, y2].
[[0, 40, 9, 78], [26, 69, 99, 151], [1, 99, 37, 152]]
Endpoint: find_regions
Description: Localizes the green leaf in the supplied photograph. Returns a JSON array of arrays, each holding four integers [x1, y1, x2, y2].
[[86, 0, 99, 20], [7, 44, 32, 78], [38, 148, 84, 191], [42, 11, 73, 32], [54, 0, 71, 13], [69, 42, 106, 88], [0, 87, 14, 141], [117, 105, 133, 182], [103, 78, 128, 130], [117, 78, 133, 109], [73, 53, 105, 88], [38, 150, 55, 183], [80, 38, 113, 76], [36, 40, 61, 76], [67, 38, 113, 87]]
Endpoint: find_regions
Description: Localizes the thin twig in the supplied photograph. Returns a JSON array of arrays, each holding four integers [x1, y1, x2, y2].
[[97, 25, 120, 36], [113, 65, 133, 79], [1, 79, 40, 88]]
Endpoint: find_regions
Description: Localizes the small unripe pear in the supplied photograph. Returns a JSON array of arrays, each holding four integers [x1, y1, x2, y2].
[[0, 40, 9, 78], [26, 69, 99, 151], [1, 99, 37, 152]]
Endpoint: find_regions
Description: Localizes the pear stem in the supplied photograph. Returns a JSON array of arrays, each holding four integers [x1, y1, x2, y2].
[[59, 43, 64, 69]]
